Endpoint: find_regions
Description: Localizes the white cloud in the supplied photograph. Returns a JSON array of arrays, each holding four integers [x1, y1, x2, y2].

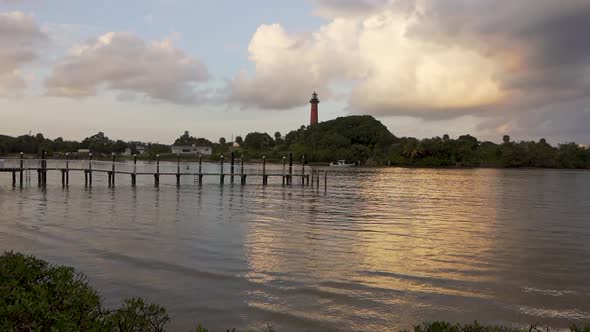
[[0, 11, 46, 96], [227, 0, 590, 125], [45, 32, 210, 104], [227, 7, 502, 116]]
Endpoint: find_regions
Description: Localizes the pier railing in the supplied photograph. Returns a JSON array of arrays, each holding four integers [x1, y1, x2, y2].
[[0, 154, 327, 189]]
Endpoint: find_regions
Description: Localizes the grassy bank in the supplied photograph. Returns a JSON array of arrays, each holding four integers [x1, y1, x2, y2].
[[1, 252, 588, 332]]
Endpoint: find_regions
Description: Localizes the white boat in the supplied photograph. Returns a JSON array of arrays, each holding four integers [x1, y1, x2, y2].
[[330, 160, 356, 168]]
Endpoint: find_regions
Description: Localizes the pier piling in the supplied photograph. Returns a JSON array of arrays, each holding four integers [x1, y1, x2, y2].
[[220, 155, 225, 184], [131, 154, 137, 186], [282, 156, 286, 185], [65, 153, 69, 186], [198, 155, 203, 186], [88, 154, 93, 187], [19, 152, 23, 188], [240, 157, 246, 185], [154, 155, 160, 187], [301, 155, 305, 186], [176, 154, 181, 186], [41, 150, 47, 186], [262, 156, 267, 185], [231, 152, 235, 184], [288, 153, 293, 185]]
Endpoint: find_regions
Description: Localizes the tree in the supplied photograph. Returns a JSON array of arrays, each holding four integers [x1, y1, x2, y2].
[[503, 135, 511, 144], [443, 134, 450, 141], [235, 136, 243, 144], [244, 132, 274, 151]]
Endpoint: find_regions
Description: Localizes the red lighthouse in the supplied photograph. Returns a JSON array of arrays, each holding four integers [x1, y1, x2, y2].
[[310, 92, 319, 125]]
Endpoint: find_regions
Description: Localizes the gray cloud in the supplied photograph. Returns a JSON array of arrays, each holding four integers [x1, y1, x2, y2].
[[476, 97, 590, 144], [45, 32, 210, 104], [0, 11, 47, 96], [230, 0, 590, 128]]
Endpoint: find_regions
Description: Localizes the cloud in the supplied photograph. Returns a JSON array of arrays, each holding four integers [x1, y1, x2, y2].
[[0, 11, 47, 96], [227, 0, 590, 122], [45, 32, 210, 104], [475, 98, 590, 144], [226, 22, 364, 109], [312, 0, 393, 18]]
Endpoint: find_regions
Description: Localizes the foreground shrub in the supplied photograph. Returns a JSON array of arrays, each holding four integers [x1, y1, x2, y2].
[[0, 251, 169, 331], [1, 252, 589, 332], [414, 322, 590, 332]]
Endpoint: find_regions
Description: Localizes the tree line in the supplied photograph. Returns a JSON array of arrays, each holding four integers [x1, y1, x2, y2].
[[1, 115, 589, 168]]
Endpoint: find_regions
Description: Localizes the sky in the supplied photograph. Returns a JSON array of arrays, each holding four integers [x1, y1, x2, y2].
[[1, 0, 589, 145]]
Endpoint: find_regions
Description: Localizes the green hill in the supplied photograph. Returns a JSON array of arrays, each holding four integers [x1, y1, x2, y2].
[[283, 115, 397, 162]]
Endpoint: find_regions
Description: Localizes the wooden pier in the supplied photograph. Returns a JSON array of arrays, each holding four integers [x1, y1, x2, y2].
[[0, 151, 328, 189]]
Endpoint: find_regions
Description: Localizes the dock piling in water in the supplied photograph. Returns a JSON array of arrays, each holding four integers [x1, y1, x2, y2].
[[301, 155, 305, 186], [288, 153, 293, 185], [41, 150, 47, 186], [198, 155, 203, 185], [154, 155, 160, 187], [220, 155, 225, 184], [262, 156, 267, 185], [19, 152, 23, 188], [231, 152, 235, 184], [282, 156, 286, 185], [65, 153, 69, 186], [131, 154, 137, 186], [89, 154, 93, 187], [240, 157, 246, 185], [176, 154, 181, 186]]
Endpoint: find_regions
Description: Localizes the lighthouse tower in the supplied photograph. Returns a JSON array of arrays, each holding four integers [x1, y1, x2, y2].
[[310, 92, 319, 125]]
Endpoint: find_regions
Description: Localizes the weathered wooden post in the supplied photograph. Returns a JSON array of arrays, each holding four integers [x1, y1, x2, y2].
[[19, 152, 24, 188], [311, 169, 314, 188], [154, 154, 160, 187], [288, 152, 293, 185], [324, 170, 327, 191], [109, 152, 116, 187], [262, 156, 267, 185], [65, 153, 69, 186], [316, 168, 320, 187], [37, 156, 42, 187], [230, 152, 235, 184], [61, 168, 65, 187], [198, 154, 203, 185], [220, 155, 225, 184], [282, 156, 286, 185], [41, 150, 47, 186], [301, 155, 305, 186], [176, 154, 181, 186], [88, 153, 93, 187], [240, 156, 246, 185], [131, 154, 137, 186], [11, 170, 16, 187]]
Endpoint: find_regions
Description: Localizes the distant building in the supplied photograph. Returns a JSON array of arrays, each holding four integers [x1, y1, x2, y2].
[[579, 144, 589, 150], [123, 148, 133, 156], [136, 146, 147, 155], [171, 145, 212, 156], [77, 149, 90, 155]]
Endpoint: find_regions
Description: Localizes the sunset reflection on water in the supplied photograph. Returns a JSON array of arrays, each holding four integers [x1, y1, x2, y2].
[[1, 167, 589, 331]]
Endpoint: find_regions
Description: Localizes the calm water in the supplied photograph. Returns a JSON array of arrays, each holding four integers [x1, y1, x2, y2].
[[1, 166, 590, 331]]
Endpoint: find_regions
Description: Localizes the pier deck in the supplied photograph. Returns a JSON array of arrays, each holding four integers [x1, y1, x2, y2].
[[0, 152, 328, 189]]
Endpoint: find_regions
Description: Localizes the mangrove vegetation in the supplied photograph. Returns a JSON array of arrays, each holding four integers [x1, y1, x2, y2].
[[1, 115, 589, 168]]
